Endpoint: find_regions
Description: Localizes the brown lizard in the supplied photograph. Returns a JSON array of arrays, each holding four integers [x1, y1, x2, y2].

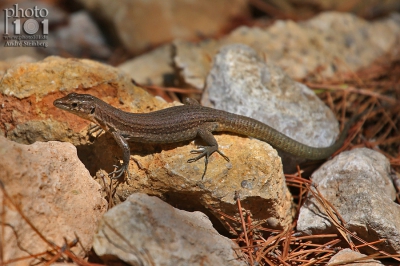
[[54, 93, 363, 179]]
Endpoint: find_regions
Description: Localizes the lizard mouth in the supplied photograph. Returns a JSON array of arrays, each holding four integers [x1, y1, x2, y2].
[[53, 99, 68, 110]]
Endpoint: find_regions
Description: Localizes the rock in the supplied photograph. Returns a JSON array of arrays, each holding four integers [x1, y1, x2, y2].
[[0, 56, 294, 231], [118, 44, 174, 86], [174, 12, 400, 89], [328, 249, 383, 266], [77, 0, 250, 54], [93, 193, 246, 266], [0, 56, 165, 144], [297, 148, 400, 254], [174, 39, 220, 89], [45, 11, 111, 59], [0, 136, 107, 263], [203, 43, 339, 173], [0, 55, 38, 77], [117, 133, 294, 230], [0, 55, 167, 176]]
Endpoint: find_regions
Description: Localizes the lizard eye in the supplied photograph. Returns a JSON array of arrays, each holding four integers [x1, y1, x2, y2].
[[90, 107, 95, 114], [71, 102, 78, 108]]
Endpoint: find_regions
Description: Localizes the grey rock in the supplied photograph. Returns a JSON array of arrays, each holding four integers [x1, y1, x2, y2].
[[297, 148, 400, 254], [46, 11, 111, 59], [93, 193, 246, 266], [203, 43, 338, 172]]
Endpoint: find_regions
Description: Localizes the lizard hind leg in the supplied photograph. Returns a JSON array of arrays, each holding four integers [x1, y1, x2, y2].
[[108, 131, 131, 180], [187, 128, 230, 179]]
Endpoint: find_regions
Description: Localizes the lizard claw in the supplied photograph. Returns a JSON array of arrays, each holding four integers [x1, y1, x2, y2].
[[187, 146, 230, 179], [108, 164, 128, 179], [189, 146, 205, 155], [217, 150, 230, 162]]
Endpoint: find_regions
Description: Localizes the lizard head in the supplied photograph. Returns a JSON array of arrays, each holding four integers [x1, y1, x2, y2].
[[53, 93, 97, 122]]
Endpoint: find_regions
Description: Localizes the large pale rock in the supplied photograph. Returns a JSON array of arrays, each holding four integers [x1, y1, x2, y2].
[[93, 193, 246, 266], [112, 133, 295, 230], [297, 148, 400, 254], [77, 0, 249, 54], [175, 12, 400, 89], [0, 136, 107, 264], [203, 44, 338, 172]]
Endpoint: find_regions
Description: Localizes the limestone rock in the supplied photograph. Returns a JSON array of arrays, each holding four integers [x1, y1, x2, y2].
[[93, 193, 246, 266], [297, 148, 400, 254], [203, 43, 338, 172], [115, 133, 295, 230], [0, 136, 107, 263]]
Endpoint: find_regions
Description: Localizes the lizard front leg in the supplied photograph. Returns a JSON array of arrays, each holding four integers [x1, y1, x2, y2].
[[108, 131, 130, 179], [187, 127, 229, 179]]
